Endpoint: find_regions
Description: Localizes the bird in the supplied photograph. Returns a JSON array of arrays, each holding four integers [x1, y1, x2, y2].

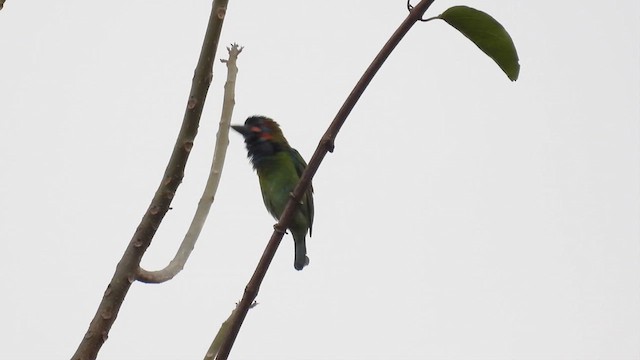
[[231, 116, 314, 271]]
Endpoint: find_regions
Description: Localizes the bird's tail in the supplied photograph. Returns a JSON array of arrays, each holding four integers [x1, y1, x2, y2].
[[293, 238, 309, 271]]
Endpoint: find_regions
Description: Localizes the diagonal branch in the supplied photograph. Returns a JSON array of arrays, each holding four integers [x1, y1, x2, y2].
[[203, 301, 258, 360], [213, 1, 436, 359], [71, 1, 229, 359], [136, 43, 243, 284]]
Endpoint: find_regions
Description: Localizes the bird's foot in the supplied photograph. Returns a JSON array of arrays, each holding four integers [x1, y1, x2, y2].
[[288, 192, 304, 205], [273, 224, 288, 235]]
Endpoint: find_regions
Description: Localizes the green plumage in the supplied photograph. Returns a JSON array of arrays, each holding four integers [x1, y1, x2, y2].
[[232, 116, 314, 270]]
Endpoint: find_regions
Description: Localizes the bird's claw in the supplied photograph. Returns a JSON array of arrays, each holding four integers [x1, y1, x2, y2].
[[273, 224, 287, 235], [288, 192, 305, 205]]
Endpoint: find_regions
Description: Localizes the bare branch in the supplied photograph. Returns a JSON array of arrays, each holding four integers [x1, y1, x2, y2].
[[213, 1, 437, 358], [203, 301, 257, 360], [137, 43, 243, 284], [70, 1, 229, 359]]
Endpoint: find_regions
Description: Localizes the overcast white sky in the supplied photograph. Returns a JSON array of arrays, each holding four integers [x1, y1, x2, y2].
[[1, 1, 639, 359]]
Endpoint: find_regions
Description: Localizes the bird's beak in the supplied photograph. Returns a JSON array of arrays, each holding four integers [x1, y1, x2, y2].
[[231, 124, 250, 137]]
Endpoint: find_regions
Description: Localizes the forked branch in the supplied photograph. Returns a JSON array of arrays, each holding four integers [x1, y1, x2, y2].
[[137, 43, 243, 284], [71, 1, 229, 359]]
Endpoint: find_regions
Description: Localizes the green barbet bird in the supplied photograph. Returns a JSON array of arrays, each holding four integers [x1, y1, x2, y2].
[[232, 116, 314, 271]]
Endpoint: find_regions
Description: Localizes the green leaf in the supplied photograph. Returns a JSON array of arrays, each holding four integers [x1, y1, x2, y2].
[[439, 6, 520, 81]]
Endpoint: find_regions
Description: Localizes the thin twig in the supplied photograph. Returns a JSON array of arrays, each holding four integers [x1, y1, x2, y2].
[[203, 302, 257, 360], [137, 43, 243, 284], [214, 1, 436, 359], [71, 1, 229, 359]]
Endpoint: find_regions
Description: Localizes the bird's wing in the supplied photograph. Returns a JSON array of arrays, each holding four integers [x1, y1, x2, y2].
[[289, 148, 314, 235]]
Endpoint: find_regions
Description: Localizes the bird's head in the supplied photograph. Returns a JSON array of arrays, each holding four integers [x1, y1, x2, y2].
[[231, 116, 289, 166]]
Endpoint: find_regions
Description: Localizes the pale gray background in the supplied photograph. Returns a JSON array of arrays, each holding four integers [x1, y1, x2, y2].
[[1, 1, 638, 359]]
